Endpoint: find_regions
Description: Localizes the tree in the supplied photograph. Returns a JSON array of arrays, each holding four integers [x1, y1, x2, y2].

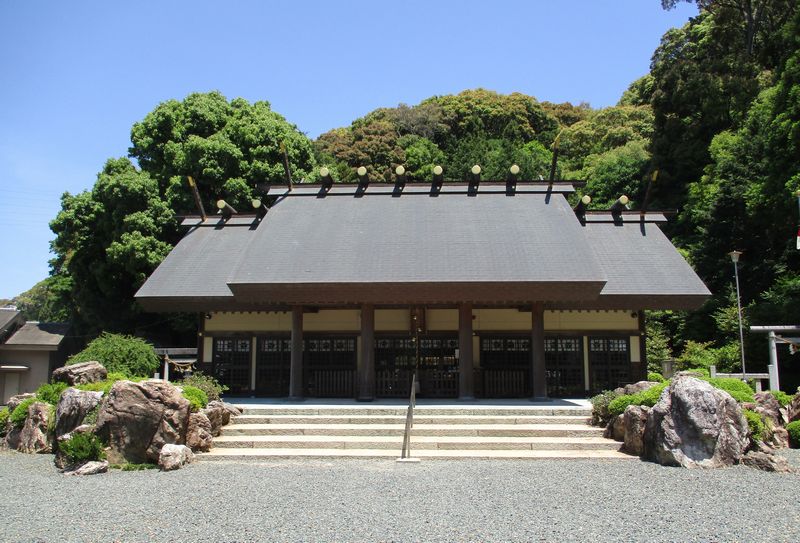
[[14, 275, 72, 322], [50, 158, 176, 333], [661, 0, 795, 57], [130, 91, 317, 211]]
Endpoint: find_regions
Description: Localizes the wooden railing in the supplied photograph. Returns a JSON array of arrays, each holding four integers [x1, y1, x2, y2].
[[376, 369, 413, 397]]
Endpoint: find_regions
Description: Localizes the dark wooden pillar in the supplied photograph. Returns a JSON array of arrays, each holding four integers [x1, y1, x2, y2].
[[531, 302, 548, 400], [638, 310, 647, 382], [289, 306, 304, 399], [459, 303, 475, 400], [358, 304, 375, 401]]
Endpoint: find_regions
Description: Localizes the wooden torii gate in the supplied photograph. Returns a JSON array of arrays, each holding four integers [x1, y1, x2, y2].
[[749, 325, 800, 391]]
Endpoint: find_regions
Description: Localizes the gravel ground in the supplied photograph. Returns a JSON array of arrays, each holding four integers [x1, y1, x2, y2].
[[1, 450, 799, 543]]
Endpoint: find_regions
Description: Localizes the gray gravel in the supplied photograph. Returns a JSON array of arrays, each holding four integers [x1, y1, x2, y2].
[[1, 450, 799, 543]]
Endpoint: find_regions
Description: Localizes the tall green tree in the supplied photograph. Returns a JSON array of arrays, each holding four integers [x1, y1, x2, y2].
[[130, 91, 317, 211]]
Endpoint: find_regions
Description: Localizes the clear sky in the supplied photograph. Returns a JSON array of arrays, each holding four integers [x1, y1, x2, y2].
[[0, 0, 697, 299]]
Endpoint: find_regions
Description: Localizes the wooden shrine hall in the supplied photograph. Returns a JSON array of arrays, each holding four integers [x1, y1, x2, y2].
[[135, 173, 710, 400]]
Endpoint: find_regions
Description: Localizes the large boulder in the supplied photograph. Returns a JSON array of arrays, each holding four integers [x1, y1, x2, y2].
[[605, 414, 625, 442], [741, 451, 793, 473], [186, 412, 213, 452], [202, 402, 229, 437], [159, 444, 194, 471], [18, 402, 53, 454], [614, 381, 659, 397], [95, 380, 190, 464], [643, 375, 749, 468], [623, 405, 649, 456], [54, 388, 103, 438], [788, 393, 800, 423], [753, 392, 786, 426], [6, 393, 36, 414], [52, 361, 107, 385], [3, 393, 36, 450]]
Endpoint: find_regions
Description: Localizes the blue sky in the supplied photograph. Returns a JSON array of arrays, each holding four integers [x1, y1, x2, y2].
[[0, 0, 697, 299]]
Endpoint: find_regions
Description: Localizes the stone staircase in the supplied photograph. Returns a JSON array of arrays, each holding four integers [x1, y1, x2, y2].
[[199, 403, 632, 460]]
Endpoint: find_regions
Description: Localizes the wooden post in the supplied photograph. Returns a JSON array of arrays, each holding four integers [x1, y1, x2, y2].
[[459, 303, 474, 400], [358, 304, 375, 401], [531, 303, 548, 400], [289, 306, 304, 399]]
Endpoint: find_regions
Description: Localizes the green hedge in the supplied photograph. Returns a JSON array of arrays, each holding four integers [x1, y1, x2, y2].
[[68, 333, 159, 378], [181, 385, 209, 412], [705, 377, 755, 403], [0, 407, 9, 435], [787, 421, 800, 448], [647, 372, 666, 383], [607, 383, 668, 418], [35, 382, 68, 405], [768, 390, 793, 407], [59, 432, 105, 464], [10, 398, 36, 428], [177, 372, 228, 402], [743, 409, 765, 442]]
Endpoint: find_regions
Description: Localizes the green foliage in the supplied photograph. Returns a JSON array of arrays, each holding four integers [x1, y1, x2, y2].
[[59, 432, 105, 464], [10, 398, 36, 428], [181, 385, 209, 412], [178, 372, 227, 402], [0, 407, 9, 436], [83, 405, 100, 426], [69, 333, 159, 378], [14, 275, 72, 323], [35, 382, 68, 405], [706, 377, 755, 403], [647, 372, 666, 383], [608, 383, 669, 418], [743, 409, 766, 442], [589, 390, 619, 426], [76, 373, 146, 395], [787, 421, 800, 448], [768, 390, 793, 407]]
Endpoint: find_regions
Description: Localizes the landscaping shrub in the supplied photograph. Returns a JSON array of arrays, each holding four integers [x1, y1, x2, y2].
[[178, 372, 228, 402], [0, 407, 9, 436], [705, 377, 755, 403], [589, 390, 618, 426], [608, 382, 669, 418], [76, 373, 145, 395], [10, 397, 36, 428], [768, 390, 793, 407], [787, 421, 800, 448], [35, 382, 68, 405], [59, 432, 105, 464], [68, 332, 159, 378], [181, 385, 208, 412], [647, 372, 666, 383], [743, 409, 765, 442]]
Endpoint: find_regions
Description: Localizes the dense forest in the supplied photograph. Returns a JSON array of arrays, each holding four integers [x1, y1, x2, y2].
[[11, 1, 800, 381]]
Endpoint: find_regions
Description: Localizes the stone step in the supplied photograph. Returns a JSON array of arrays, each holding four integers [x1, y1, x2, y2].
[[198, 448, 634, 460], [212, 434, 621, 451], [235, 406, 592, 417], [221, 423, 604, 438], [232, 414, 590, 425]]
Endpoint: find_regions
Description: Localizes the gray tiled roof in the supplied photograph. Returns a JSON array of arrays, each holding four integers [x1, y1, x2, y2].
[[135, 185, 710, 310], [135, 221, 258, 301], [583, 220, 710, 300], [3, 322, 69, 347]]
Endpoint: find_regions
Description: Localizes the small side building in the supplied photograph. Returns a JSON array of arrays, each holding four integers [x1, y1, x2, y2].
[[136, 181, 711, 400], [0, 309, 72, 404]]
